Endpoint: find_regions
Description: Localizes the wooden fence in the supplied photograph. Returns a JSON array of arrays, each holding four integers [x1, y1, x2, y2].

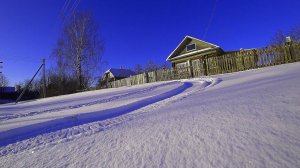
[[107, 43, 300, 88]]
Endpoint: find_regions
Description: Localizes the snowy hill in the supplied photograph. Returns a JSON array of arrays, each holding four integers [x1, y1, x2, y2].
[[1, 62, 300, 167]]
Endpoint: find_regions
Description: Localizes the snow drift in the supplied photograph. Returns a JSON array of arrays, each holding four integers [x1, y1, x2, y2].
[[0, 63, 300, 168]]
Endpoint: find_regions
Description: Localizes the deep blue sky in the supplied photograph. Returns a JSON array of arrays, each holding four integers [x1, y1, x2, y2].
[[1, 0, 300, 86]]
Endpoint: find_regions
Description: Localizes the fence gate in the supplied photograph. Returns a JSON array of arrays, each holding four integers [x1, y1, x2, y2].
[[192, 59, 205, 77]]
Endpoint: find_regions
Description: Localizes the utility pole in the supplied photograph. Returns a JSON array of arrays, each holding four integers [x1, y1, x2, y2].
[[42, 58, 46, 98], [0, 61, 3, 74], [0, 61, 3, 94], [16, 59, 46, 103]]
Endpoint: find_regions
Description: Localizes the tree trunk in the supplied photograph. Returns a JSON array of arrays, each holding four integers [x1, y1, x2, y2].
[[77, 55, 83, 90]]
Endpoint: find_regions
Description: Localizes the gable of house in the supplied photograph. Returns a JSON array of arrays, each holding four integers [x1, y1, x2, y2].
[[166, 36, 223, 63]]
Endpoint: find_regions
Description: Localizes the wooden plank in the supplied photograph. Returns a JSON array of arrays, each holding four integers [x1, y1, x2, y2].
[[225, 54, 230, 72], [294, 44, 300, 61]]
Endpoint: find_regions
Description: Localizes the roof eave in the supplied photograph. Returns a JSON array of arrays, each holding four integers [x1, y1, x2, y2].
[[167, 47, 220, 61], [186, 36, 219, 48], [166, 36, 190, 61]]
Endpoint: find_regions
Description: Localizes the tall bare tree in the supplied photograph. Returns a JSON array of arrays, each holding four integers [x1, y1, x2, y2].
[[53, 11, 104, 90]]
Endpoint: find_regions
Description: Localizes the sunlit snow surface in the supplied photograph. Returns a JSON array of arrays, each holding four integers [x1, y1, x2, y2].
[[0, 63, 300, 167]]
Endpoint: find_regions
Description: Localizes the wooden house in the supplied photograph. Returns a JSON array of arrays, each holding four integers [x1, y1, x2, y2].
[[166, 36, 224, 68]]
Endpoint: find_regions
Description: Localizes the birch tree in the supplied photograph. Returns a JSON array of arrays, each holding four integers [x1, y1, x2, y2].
[[53, 11, 104, 90]]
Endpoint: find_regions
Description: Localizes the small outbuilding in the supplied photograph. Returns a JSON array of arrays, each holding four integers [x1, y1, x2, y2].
[[100, 68, 136, 87], [166, 36, 224, 68]]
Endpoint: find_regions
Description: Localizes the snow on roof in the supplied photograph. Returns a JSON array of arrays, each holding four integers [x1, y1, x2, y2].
[[239, 48, 256, 51], [105, 68, 136, 78]]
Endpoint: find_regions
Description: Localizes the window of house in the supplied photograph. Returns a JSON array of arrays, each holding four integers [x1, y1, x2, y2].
[[186, 43, 196, 52]]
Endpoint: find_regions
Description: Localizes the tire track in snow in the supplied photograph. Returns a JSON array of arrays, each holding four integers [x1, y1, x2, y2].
[[0, 78, 221, 156], [0, 82, 178, 121], [0, 82, 191, 147]]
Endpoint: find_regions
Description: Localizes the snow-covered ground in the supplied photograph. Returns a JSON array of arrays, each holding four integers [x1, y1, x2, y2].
[[0, 62, 300, 168]]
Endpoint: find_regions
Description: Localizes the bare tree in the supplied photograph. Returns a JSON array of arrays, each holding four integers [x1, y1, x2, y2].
[[53, 11, 104, 90], [289, 25, 300, 43], [161, 62, 171, 69], [270, 24, 300, 46], [52, 39, 72, 82], [0, 73, 9, 87], [270, 30, 286, 46], [144, 59, 160, 72], [134, 64, 144, 74]]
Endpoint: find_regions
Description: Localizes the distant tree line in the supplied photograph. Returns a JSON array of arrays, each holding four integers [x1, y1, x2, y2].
[[0, 78, 43, 101], [133, 60, 170, 74]]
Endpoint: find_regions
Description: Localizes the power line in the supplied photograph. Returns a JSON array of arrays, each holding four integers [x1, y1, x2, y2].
[[203, 0, 218, 39], [66, 0, 81, 16], [61, 0, 82, 24], [0, 56, 44, 63], [61, 0, 72, 19], [69, 0, 81, 15], [61, 0, 71, 16], [0, 61, 2, 73]]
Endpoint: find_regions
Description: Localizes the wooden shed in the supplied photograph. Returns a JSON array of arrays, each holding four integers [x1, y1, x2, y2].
[[100, 68, 136, 87]]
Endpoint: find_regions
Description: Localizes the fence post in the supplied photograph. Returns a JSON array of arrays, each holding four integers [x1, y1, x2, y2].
[[241, 52, 246, 70], [283, 45, 289, 63], [234, 53, 238, 71], [187, 60, 194, 78], [154, 71, 157, 82], [253, 49, 259, 68], [203, 56, 208, 76], [294, 44, 300, 61], [287, 44, 293, 62], [128, 77, 132, 86], [144, 72, 149, 83]]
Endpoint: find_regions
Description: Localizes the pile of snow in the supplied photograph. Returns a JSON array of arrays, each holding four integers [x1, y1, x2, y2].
[[0, 63, 300, 167]]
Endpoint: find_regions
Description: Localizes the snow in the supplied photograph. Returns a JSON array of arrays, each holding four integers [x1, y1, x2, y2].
[[1, 62, 300, 167]]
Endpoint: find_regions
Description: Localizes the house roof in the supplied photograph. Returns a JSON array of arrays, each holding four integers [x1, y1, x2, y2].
[[170, 48, 216, 60], [166, 36, 221, 61], [105, 68, 136, 78]]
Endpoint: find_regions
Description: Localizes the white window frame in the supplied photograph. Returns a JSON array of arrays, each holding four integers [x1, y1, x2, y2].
[[186, 43, 196, 52]]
